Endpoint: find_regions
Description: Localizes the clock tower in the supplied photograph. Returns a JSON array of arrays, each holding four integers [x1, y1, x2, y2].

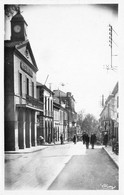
[[11, 8, 28, 41]]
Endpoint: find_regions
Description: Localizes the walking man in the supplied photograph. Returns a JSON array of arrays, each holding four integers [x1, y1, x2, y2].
[[60, 134, 63, 144], [85, 133, 90, 149], [90, 133, 96, 149], [103, 132, 108, 147], [82, 132, 86, 144], [73, 134, 77, 144]]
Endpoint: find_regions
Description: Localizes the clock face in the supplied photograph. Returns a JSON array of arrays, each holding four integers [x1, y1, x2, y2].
[[14, 25, 21, 33]]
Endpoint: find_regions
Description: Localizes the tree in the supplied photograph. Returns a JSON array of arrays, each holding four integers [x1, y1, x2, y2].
[[77, 110, 85, 131], [82, 114, 99, 135]]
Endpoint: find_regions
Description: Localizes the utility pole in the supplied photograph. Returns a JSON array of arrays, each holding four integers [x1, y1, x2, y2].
[[104, 24, 118, 71], [109, 24, 112, 68]]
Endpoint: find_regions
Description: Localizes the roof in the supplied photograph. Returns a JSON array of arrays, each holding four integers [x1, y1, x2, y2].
[[105, 82, 118, 105], [11, 10, 28, 26], [36, 82, 54, 95], [112, 82, 118, 96], [5, 39, 38, 72], [53, 97, 60, 104], [53, 90, 75, 101], [100, 82, 119, 117], [36, 81, 43, 87], [53, 90, 66, 97]]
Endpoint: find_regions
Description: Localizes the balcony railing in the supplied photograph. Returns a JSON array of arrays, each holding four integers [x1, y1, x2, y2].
[[26, 95, 44, 110]]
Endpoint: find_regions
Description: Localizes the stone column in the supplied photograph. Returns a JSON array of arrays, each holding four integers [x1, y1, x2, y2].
[[14, 108, 19, 150], [23, 110, 26, 149], [29, 111, 32, 147], [34, 111, 37, 146]]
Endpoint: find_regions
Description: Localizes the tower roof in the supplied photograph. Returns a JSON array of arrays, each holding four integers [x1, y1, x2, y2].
[[11, 10, 28, 25]]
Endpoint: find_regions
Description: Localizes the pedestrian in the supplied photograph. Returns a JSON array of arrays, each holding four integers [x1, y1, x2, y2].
[[82, 132, 86, 144], [60, 134, 63, 144], [112, 135, 116, 152], [39, 136, 44, 145], [103, 132, 108, 147], [73, 134, 77, 144], [90, 133, 96, 149], [53, 133, 56, 144], [85, 133, 89, 149]]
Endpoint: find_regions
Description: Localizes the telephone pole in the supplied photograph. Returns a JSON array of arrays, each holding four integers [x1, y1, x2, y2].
[[109, 24, 112, 68], [104, 24, 118, 71]]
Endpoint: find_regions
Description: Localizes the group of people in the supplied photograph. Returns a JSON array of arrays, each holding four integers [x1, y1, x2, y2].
[[82, 132, 97, 149], [72, 132, 97, 149], [40, 130, 108, 147]]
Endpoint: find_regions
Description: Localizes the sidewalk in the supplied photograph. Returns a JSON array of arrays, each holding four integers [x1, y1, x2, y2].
[[5, 141, 69, 154], [5, 142, 119, 169], [102, 146, 119, 168]]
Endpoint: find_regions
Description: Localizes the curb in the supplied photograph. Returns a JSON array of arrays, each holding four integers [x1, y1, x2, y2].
[[5, 146, 48, 154], [102, 147, 119, 169]]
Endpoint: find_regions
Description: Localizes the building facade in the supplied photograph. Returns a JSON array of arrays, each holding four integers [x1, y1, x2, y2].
[[53, 96, 68, 142], [4, 10, 43, 151], [37, 82, 54, 143], [53, 90, 77, 141], [99, 82, 119, 143], [4, 10, 78, 150], [53, 97, 60, 142]]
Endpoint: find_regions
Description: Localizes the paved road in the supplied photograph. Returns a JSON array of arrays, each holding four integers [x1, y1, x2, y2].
[[48, 145, 118, 190], [5, 142, 118, 190]]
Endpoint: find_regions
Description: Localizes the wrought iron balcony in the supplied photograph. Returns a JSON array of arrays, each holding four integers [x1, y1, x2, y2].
[[26, 95, 44, 110]]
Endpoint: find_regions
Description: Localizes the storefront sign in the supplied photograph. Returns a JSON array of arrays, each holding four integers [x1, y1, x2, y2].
[[20, 61, 33, 77]]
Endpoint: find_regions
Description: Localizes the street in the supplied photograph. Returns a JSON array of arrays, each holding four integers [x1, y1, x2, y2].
[[5, 142, 118, 190]]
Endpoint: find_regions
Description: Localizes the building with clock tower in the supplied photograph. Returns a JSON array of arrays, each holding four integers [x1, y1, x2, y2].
[[4, 9, 43, 151]]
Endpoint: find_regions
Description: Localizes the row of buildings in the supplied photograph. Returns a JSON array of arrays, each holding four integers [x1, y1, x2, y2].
[[4, 10, 77, 151], [99, 82, 119, 144]]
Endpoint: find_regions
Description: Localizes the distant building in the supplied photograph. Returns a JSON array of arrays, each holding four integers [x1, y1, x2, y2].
[[53, 90, 77, 140], [53, 96, 68, 142], [37, 82, 54, 143], [53, 97, 61, 142], [99, 82, 119, 143]]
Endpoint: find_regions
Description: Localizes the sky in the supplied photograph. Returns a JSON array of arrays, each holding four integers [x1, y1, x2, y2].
[[5, 3, 118, 119]]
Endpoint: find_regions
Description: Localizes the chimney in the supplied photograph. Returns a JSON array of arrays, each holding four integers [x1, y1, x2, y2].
[[67, 92, 71, 97]]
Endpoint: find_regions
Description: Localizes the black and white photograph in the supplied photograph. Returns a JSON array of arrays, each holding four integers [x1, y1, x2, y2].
[[1, 0, 124, 194]]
